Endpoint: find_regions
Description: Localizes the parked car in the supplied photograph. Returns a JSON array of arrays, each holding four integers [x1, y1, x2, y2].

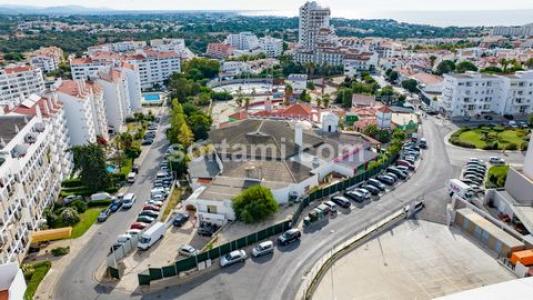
[[323, 201, 338, 213], [395, 165, 410, 173], [109, 198, 123, 212], [91, 192, 112, 202], [97, 208, 111, 222], [489, 157, 505, 165], [466, 161, 486, 169], [251, 241, 274, 257], [172, 212, 189, 227], [122, 193, 136, 209], [179, 245, 200, 257], [277, 229, 301, 246], [387, 167, 408, 180], [419, 138, 427, 149], [116, 234, 132, 245], [146, 200, 163, 207], [330, 196, 351, 209], [363, 184, 380, 195], [137, 215, 155, 224], [355, 188, 371, 200], [460, 179, 478, 186], [519, 121, 528, 128], [130, 222, 149, 230], [142, 138, 154, 145], [404, 157, 416, 165], [463, 168, 486, 176], [467, 158, 485, 164], [63, 194, 82, 205], [197, 227, 214, 237], [376, 175, 395, 185], [386, 172, 399, 182], [344, 190, 365, 202], [396, 160, 415, 170], [509, 120, 518, 128], [139, 210, 159, 219], [220, 250, 247, 267], [367, 179, 386, 191], [126, 229, 142, 236], [143, 205, 161, 212], [109, 243, 122, 253]]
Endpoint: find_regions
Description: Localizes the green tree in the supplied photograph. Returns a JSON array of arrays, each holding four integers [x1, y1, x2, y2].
[[178, 122, 194, 148], [69, 143, 110, 192], [429, 55, 437, 67], [284, 84, 293, 106], [455, 61, 478, 73], [232, 185, 279, 223], [322, 94, 331, 108], [299, 90, 311, 102], [306, 81, 315, 90], [60, 207, 80, 226], [435, 60, 456, 75], [387, 70, 399, 82], [341, 88, 353, 108], [401, 79, 419, 93]]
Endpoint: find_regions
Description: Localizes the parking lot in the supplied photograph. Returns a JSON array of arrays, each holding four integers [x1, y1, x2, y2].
[[313, 220, 515, 300]]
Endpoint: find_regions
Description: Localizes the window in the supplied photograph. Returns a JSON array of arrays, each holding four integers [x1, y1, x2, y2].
[[207, 205, 217, 214]]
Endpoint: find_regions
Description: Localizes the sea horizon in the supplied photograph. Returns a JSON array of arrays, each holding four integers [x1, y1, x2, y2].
[[239, 9, 533, 27]]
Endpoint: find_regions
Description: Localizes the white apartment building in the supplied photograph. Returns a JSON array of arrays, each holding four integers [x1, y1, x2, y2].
[[491, 23, 533, 37], [70, 56, 113, 81], [0, 263, 26, 299], [28, 46, 64, 73], [299, 1, 331, 51], [0, 97, 71, 263], [52, 79, 109, 145], [441, 71, 533, 118], [126, 50, 181, 90], [0, 66, 45, 105], [293, 48, 344, 66], [96, 65, 142, 132], [221, 61, 252, 79], [225, 32, 259, 51], [343, 52, 379, 77], [258, 36, 284, 58]]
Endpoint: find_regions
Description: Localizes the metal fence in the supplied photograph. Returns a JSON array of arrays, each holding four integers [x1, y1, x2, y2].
[[106, 232, 140, 279], [291, 153, 399, 225], [138, 219, 292, 286]]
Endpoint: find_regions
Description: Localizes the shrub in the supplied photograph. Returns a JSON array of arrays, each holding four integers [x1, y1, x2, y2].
[[61, 178, 83, 188], [51, 246, 70, 256], [520, 141, 529, 151], [493, 126, 505, 132], [505, 143, 518, 150], [70, 200, 87, 213], [60, 208, 80, 226], [232, 185, 279, 223]]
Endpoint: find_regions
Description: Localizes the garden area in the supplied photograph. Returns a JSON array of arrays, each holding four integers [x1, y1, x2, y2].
[[449, 126, 530, 150], [22, 260, 51, 300], [486, 165, 510, 189]]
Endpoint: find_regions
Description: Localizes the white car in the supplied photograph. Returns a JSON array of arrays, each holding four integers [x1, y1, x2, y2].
[[179, 245, 199, 257], [220, 250, 247, 267], [146, 200, 163, 207], [251, 241, 274, 257], [117, 234, 132, 244], [489, 157, 505, 165], [126, 229, 142, 236]]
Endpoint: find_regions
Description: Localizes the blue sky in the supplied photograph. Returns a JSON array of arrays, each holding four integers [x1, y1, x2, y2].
[[1, 0, 532, 12]]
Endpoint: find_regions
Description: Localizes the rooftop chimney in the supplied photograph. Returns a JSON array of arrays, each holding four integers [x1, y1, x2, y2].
[[295, 123, 303, 148]]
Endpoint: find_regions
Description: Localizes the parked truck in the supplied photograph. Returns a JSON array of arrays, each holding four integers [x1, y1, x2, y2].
[[448, 179, 474, 200], [137, 222, 166, 250]]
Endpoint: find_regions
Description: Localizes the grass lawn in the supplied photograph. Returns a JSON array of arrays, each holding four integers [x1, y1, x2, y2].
[[161, 188, 182, 221], [486, 165, 510, 188], [23, 260, 51, 300], [70, 206, 107, 239], [452, 127, 529, 150]]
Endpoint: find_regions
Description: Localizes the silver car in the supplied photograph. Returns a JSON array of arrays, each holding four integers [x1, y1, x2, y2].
[[220, 250, 247, 267], [251, 241, 274, 257]]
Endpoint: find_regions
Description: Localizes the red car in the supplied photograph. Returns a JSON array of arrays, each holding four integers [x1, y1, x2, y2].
[[130, 222, 149, 230], [143, 205, 161, 212]]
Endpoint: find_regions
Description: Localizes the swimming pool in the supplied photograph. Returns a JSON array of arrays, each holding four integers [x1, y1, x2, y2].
[[143, 93, 161, 102], [106, 165, 118, 174]]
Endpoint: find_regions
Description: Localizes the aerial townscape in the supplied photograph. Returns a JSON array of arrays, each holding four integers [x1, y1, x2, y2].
[[0, 1, 533, 299]]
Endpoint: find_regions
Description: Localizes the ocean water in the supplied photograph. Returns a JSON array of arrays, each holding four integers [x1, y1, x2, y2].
[[240, 9, 533, 27]]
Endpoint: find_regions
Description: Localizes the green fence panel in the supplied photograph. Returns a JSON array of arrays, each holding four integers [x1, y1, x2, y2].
[[246, 232, 258, 244], [138, 271, 151, 286], [236, 236, 248, 248], [108, 267, 120, 279], [149, 268, 163, 281], [218, 242, 231, 255], [196, 252, 209, 263], [207, 247, 221, 260], [176, 257, 196, 273], [162, 264, 177, 278]]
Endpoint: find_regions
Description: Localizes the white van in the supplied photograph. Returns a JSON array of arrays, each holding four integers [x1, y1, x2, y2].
[[90, 192, 112, 202], [122, 193, 136, 209], [127, 172, 136, 184], [137, 222, 166, 250]]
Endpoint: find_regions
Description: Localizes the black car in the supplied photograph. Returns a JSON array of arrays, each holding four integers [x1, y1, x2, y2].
[[367, 179, 386, 191], [197, 227, 214, 237], [142, 138, 153, 145], [344, 190, 365, 202], [387, 167, 408, 180], [331, 196, 351, 209], [377, 175, 395, 185], [97, 208, 111, 222], [277, 229, 301, 246], [109, 199, 123, 212], [363, 184, 380, 195], [172, 212, 189, 227]]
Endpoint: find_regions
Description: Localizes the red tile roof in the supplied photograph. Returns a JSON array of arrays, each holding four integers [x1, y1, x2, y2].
[[4, 65, 32, 74]]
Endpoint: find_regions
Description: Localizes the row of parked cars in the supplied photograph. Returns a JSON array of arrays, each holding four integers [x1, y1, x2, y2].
[[215, 229, 302, 268], [459, 158, 488, 191], [141, 121, 159, 145]]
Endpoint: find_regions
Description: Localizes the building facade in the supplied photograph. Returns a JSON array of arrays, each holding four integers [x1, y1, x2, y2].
[[298, 1, 331, 51], [0, 99, 70, 264], [442, 71, 533, 118], [28, 46, 64, 73], [258, 36, 284, 58], [225, 32, 259, 50], [0, 66, 45, 105]]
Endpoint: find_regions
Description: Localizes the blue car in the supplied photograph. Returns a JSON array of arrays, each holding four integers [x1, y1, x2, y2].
[[109, 199, 123, 212]]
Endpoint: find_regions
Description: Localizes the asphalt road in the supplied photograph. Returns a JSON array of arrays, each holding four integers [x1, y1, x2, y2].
[[137, 115, 454, 300], [54, 113, 169, 300]]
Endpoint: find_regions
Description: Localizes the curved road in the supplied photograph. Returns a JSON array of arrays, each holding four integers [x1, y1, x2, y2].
[[54, 115, 526, 300]]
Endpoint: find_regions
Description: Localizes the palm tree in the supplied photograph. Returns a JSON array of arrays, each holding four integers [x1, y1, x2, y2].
[[284, 84, 293, 106], [322, 94, 331, 109], [500, 58, 508, 72], [244, 97, 251, 110], [429, 55, 437, 68], [316, 97, 322, 108], [304, 62, 315, 79]]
